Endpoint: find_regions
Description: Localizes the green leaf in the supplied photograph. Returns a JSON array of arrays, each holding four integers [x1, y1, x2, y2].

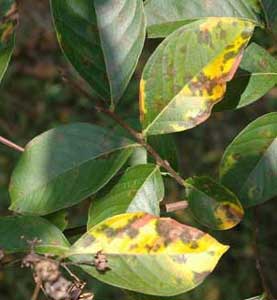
[[9, 123, 137, 216], [88, 164, 164, 228], [51, 0, 146, 105], [216, 43, 277, 110], [69, 212, 229, 296], [148, 134, 179, 170], [145, 0, 265, 38], [140, 18, 254, 136], [220, 112, 277, 207], [186, 176, 244, 230], [45, 210, 68, 231], [0, 216, 70, 256], [0, 0, 16, 83], [262, 0, 277, 35]]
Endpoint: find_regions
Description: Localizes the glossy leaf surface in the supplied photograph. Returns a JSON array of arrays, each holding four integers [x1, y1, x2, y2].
[[88, 164, 164, 228], [69, 212, 228, 296], [217, 43, 277, 110], [0, 216, 70, 256], [0, 0, 16, 82], [186, 176, 244, 230], [140, 18, 254, 136], [145, 0, 264, 38], [10, 123, 137, 215], [51, 0, 145, 105], [220, 113, 277, 207]]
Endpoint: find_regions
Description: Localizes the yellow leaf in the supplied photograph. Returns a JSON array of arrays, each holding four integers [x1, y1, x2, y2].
[[69, 212, 229, 296]]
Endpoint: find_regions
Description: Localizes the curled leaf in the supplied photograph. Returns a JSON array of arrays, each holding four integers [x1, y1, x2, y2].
[[69, 212, 228, 296]]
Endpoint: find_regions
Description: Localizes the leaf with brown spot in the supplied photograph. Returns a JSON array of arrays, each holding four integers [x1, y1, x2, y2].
[[140, 18, 255, 136], [68, 212, 228, 296], [185, 176, 244, 230], [145, 0, 265, 38], [220, 112, 277, 207]]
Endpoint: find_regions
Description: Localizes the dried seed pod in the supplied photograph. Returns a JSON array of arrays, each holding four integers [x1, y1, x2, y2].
[[44, 277, 72, 300], [93, 251, 110, 273], [34, 259, 60, 282]]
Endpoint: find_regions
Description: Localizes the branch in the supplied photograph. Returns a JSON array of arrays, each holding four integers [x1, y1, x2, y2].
[[0, 135, 24, 152], [61, 72, 186, 188], [253, 207, 273, 299]]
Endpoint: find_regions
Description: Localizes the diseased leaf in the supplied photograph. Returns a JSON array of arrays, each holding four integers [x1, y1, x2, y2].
[[69, 212, 229, 296], [9, 123, 138, 216], [220, 113, 277, 207], [88, 164, 164, 228], [0, 216, 70, 256], [145, 0, 265, 38], [0, 0, 17, 83], [140, 18, 255, 136], [186, 176, 244, 230], [216, 43, 277, 110], [51, 0, 145, 105]]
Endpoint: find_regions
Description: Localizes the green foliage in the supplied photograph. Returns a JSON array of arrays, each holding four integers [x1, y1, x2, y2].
[[9, 123, 137, 215], [220, 112, 277, 207], [0, 0, 276, 299], [88, 164, 164, 228], [0, 216, 69, 255]]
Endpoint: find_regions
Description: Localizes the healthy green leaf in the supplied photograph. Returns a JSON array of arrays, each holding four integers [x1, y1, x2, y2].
[[220, 112, 277, 207], [140, 18, 254, 136], [0, 216, 70, 256], [45, 210, 69, 231], [186, 176, 244, 230], [216, 43, 277, 110], [9, 123, 137, 216], [88, 164, 164, 228], [69, 212, 229, 296], [0, 0, 16, 83], [145, 0, 265, 38], [51, 0, 146, 105], [262, 0, 277, 35]]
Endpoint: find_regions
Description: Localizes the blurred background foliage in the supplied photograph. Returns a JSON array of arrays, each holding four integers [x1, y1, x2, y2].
[[0, 1, 276, 299]]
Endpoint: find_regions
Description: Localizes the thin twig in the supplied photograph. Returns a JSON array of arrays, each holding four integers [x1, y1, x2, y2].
[[0, 135, 24, 152], [164, 200, 189, 213], [61, 72, 186, 188], [253, 207, 273, 299], [31, 279, 41, 300]]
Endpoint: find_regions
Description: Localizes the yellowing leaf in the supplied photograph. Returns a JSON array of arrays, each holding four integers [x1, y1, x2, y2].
[[69, 212, 229, 296], [140, 17, 255, 136]]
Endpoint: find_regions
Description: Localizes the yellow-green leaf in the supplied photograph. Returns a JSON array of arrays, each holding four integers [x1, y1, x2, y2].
[[140, 18, 255, 136], [186, 176, 244, 230], [69, 212, 229, 296]]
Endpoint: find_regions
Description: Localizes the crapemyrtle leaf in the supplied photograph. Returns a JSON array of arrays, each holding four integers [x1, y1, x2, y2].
[[140, 18, 255, 136], [216, 43, 277, 110], [0, 0, 17, 83], [45, 210, 69, 231], [145, 0, 265, 38], [9, 123, 138, 216], [51, 0, 146, 105], [69, 212, 229, 296], [220, 113, 277, 207], [186, 176, 244, 230], [262, 0, 277, 36], [88, 164, 164, 228], [0, 216, 70, 256]]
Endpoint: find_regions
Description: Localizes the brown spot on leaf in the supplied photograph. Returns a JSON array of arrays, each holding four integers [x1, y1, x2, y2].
[[193, 271, 211, 283]]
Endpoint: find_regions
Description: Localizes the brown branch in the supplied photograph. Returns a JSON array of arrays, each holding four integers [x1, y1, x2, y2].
[[31, 279, 41, 300], [253, 207, 273, 300], [0, 135, 24, 152], [61, 72, 186, 188], [164, 201, 189, 213]]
